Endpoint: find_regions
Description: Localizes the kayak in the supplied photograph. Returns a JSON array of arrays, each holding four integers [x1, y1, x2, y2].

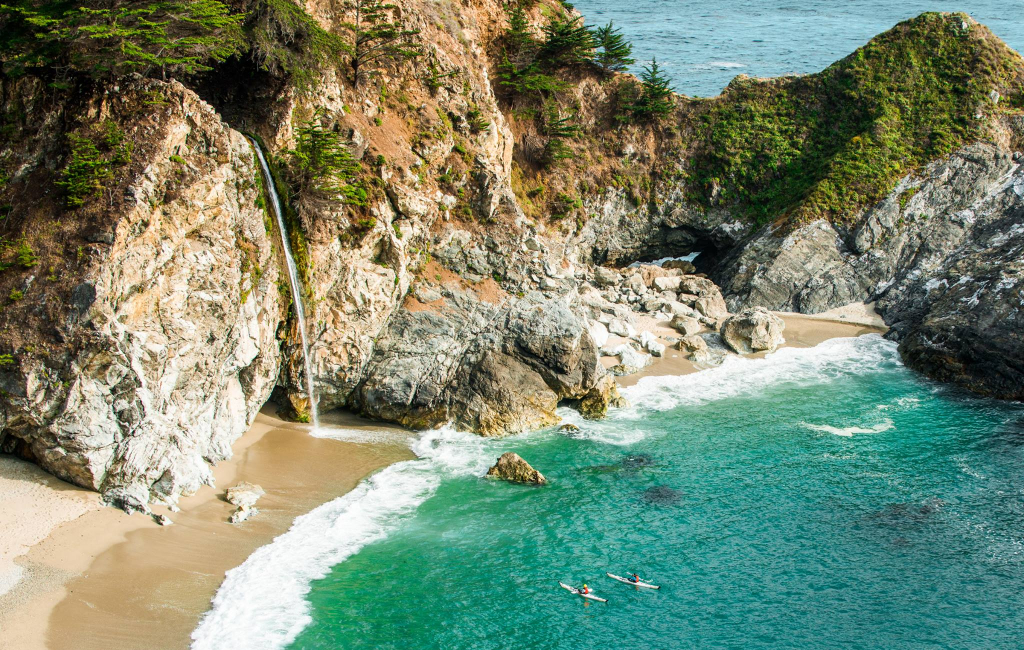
[[559, 581, 608, 602], [606, 573, 661, 589]]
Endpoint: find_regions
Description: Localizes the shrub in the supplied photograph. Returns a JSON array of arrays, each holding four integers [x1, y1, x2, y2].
[[342, 0, 422, 86], [56, 134, 113, 208]]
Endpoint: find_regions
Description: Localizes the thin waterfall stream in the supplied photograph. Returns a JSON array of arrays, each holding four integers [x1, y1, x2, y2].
[[249, 139, 320, 429]]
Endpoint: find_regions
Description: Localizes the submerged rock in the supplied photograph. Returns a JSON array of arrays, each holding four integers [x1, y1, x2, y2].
[[622, 454, 655, 470], [559, 423, 581, 434], [721, 307, 786, 354], [486, 452, 547, 485], [642, 485, 682, 505]]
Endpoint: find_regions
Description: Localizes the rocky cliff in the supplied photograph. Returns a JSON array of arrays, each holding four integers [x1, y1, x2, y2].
[[0, 0, 1022, 506]]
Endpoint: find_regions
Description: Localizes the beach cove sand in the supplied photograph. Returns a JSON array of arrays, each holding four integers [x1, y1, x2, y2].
[[0, 410, 414, 650], [0, 304, 885, 650]]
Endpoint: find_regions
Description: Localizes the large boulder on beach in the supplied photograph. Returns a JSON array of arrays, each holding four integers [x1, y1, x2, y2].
[[721, 307, 786, 354], [487, 452, 547, 485]]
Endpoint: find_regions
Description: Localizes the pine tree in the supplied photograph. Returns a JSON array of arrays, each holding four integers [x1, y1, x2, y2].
[[593, 21, 633, 73], [541, 102, 580, 167], [0, 1, 244, 81], [287, 108, 366, 209], [342, 0, 421, 87], [632, 58, 674, 120], [537, 15, 594, 68]]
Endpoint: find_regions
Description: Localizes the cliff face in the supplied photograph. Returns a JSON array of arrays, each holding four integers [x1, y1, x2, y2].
[[0, 0, 1022, 505], [0, 79, 284, 510]]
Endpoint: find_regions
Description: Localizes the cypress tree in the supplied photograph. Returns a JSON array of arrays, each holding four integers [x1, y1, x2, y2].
[[537, 15, 594, 68], [633, 58, 674, 120], [593, 21, 634, 73], [342, 0, 421, 87]]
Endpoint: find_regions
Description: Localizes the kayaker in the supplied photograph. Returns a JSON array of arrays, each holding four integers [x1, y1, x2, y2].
[[581, 584, 590, 595], [630, 573, 640, 583]]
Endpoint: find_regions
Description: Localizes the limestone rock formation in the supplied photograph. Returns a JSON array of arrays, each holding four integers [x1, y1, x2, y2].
[[486, 452, 547, 485], [0, 79, 283, 509], [721, 308, 786, 354]]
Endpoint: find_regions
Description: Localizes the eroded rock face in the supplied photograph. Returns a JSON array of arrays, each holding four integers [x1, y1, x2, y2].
[[714, 134, 1024, 399], [0, 80, 283, 509], [721, 308, 786, 354], [486, 452, 547, 485], [350, 287, 614, 436]]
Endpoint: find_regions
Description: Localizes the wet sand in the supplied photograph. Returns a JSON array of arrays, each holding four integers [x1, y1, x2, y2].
[[0, 409, 413, 650]]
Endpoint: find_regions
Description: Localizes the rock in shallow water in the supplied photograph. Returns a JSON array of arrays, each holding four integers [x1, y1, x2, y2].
[[486, 452, 547, 485], [642, 485, 682, 505]]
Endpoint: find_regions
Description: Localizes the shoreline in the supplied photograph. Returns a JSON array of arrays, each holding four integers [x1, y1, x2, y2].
[[0, 305, 886, 650], [614, 304, 887, 388], [0, 409, 414, 650]]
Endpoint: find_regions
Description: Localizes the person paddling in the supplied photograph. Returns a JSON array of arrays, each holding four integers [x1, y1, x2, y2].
[[580, 583, 590, 595], [629, 573, 640, 583]]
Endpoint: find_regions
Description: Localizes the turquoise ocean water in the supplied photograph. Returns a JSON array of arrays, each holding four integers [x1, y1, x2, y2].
[[192, 336, 1024, 649], [572, 0, 1024, 97], [191, 7, 1024, 647]]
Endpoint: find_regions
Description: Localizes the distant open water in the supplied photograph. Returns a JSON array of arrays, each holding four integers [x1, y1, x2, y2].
[[572, 0, 1023, 97]]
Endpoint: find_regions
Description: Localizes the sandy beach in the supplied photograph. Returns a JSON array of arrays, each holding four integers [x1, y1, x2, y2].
[[0, 409, 414, 650], [0, 304, 886, 650], [614, 303, 887, 388]]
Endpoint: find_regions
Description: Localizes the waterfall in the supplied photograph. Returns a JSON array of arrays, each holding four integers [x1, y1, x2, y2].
[[249, 138, 320, 429]]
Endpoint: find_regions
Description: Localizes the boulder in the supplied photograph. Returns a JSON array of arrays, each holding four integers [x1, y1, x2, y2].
[[559, 423, 580, 433], [230, 505, 259, 524], [662, 259, 696, 273], [593, 266, 620, 287], [609, 344, 652, 376], [577, 375, 627, 418], [638, 331, 666, 357], [588, 320, 609, 348], [695, 292, 729, 321], [226, 482, 265, 509], [679, 276, 720, 297], [721, 307, 786, 354], [652, 276, 683, 292], [668, 302, 699, 319], [676, 335, 721, 367], [670, 315, 702, 336], [152, 514, 173, 526], [486, 452, 547, 485], [607, 319, 636, 338], [625, 273, 646, 295]]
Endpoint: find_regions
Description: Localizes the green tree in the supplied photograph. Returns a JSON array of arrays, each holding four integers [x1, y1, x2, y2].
[[287, 108, 365, 210], [0, 1, 243, 81], [245, 0, 347, 92], [592, 21, 633, 73], [537, 15, 594, 68], [632, 58, 674, 120], [342, 0, 421, 86], [541, 102, 580, 167]]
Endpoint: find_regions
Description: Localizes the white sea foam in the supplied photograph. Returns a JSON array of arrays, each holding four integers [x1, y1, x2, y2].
[[801, 419, 894, 437], [309, 425, 410, 444], [191, 426, 501, 650], [620, 334, 899, 414]]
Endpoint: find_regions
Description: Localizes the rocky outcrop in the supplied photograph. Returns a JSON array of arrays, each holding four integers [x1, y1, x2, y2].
[[0, 79, 283, 511], [714, 133, 1024, 399], [486, 452, 547, 485], [721, 308, 786, 354], [227, 482, 265, 524]]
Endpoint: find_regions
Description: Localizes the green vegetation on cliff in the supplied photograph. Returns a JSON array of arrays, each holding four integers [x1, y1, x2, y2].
[[688, 12, 1023, 225]]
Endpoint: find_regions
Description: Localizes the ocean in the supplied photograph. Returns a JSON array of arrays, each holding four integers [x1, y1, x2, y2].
[[191, 6, 1024, 648], [571, 0, 1024, 97], [193, 336, 1024, 649]]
